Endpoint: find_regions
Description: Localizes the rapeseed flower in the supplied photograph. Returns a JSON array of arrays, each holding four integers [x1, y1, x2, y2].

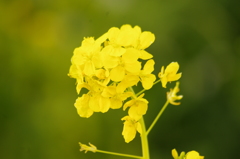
[[121, 116, 142, 143], [102, 85, 133, 109], [71, 37, 104, 77], [123, 93, 148, 121], [158, 62, 182, 88]]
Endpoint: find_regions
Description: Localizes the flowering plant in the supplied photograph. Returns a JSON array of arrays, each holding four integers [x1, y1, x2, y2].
[[68, 24, 204, 159]]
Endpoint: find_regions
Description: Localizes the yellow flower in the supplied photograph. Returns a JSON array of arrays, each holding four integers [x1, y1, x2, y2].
[[123, 93, 148, 121], [89, 93, 111, 113], [158, 62, 182, 88], [76, 78, 112, 113], [108, 24, 141, 47], [103, 48, 141, 82], [117, 74, 140, 93], [79, 142, 97, 153], [139, 59, 156, 90], [74, 94, 93, 118], [95, 68, 110, 86], [102, 85, 133, 109], [167, 82, 183, 105], [71, 37, 101, 77], [76, 77, 107, 95], [185, 151, 204, 159], [121, 116, 142, 143]]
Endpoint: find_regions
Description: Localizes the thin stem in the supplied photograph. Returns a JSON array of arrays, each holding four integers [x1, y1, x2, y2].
[[139, 117, 150, 159], [146, 101, 169, 136], [96, 149, 142, 159]]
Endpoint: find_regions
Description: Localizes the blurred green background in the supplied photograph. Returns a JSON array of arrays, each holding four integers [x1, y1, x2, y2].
[[1, 0, 240, 158]]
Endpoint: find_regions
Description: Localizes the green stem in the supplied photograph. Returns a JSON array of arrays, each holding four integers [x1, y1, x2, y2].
[[146, 101, 169, 136], [139, 117, 150, 159], [96, 149, 142, 159]]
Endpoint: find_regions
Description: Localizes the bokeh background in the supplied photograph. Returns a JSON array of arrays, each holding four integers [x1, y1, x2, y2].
[[1, 0, 240, 158]]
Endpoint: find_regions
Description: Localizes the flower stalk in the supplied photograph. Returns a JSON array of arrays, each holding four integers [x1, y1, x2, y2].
[[146, 101, 169, 136]]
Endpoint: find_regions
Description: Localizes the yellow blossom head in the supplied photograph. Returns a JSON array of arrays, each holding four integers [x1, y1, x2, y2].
[[158, 62, 182, 88]]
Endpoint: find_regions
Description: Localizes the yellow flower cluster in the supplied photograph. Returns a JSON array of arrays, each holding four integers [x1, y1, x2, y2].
[[68, 24, 182, 143]]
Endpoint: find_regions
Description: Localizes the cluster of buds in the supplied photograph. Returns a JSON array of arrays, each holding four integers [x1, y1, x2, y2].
[[68, 24, 182, 143]]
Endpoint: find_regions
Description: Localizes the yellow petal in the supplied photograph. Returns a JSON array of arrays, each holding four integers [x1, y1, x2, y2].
[[139, 31, 155, 49], [122, 118, 137, 143], [108, 27, 120, 42], [139, 50, 153, 60], [131, 26, 142, 47], [168, 72, 182, 82], [122, 48, 139, 63], [129, 106, 142, 121], [102, 54, 119, 68], [160, 76, 168, 88], [165, 62, 179, 74], [136, 122, 142, 135], [102, 45, 126, 57], [89, 95, 101, 112], [110, 98, 122, 109], [124, 61, 141, 73], [128, 100, 148, 121], [89, 94, 110, 113], [123, 100, 134, 111], [98, 95, 111, 113], [74, 94, 93, 118], [117, 24, 138, 46], [143, 59, 155, 74], [171, 149, 179, 159], [83, 61, 95, 76], [141, 74, 156, 90], [102, 86, 116, 97], [110, 66, 125, 81]]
